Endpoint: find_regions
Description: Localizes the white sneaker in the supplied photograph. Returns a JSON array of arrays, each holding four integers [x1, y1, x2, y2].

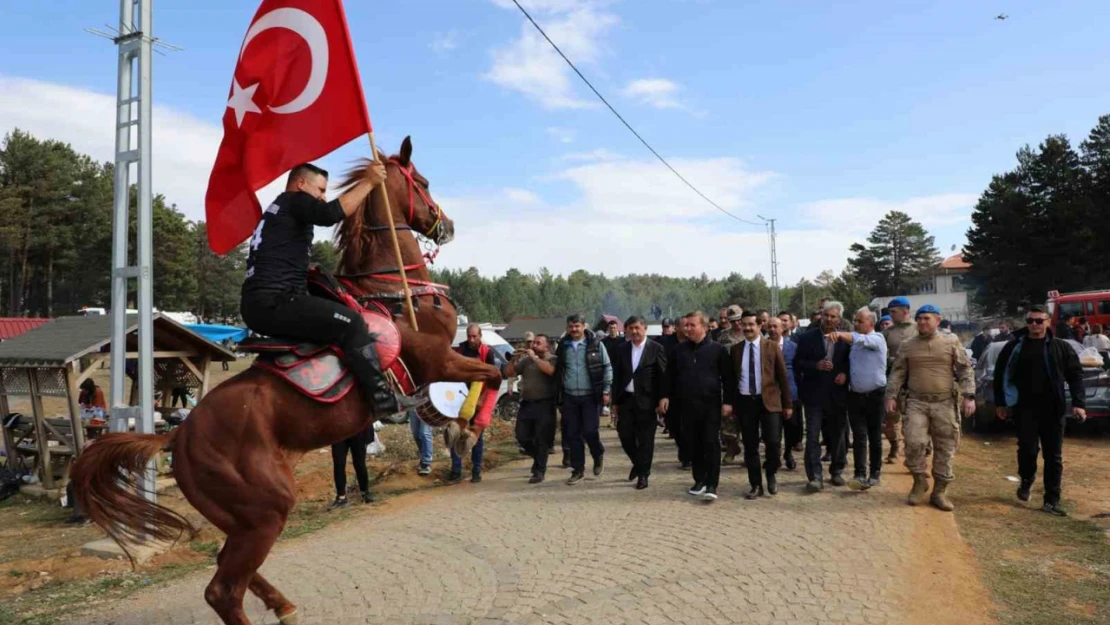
[[701, 489, 718, 502], [687, 483, 707, 496]]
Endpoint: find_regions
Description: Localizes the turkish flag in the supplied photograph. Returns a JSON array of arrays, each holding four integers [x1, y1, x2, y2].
[[204, 0, 371, 254]]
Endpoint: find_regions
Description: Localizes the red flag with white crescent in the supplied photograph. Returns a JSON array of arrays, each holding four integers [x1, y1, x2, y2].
[[204, 0, 371, 254]]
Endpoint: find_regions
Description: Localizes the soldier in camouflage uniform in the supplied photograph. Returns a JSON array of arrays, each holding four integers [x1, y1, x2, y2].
[[885, 304, 976, 512], [881, 297, 914, 463], [716, 305, 745, 463]]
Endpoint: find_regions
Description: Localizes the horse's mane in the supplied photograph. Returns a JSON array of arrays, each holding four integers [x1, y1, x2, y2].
[[334, 152, 392, 274]]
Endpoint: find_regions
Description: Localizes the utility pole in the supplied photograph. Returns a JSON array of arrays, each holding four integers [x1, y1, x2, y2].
[[759, 215, 780, 315]]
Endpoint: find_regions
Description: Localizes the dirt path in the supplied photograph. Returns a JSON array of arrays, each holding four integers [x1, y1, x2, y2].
[[64, 430, 996, 625]]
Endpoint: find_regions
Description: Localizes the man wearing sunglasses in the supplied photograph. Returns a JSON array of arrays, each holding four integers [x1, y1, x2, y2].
[[885, 304, 976, 511], [992, 306, 1086, 517]]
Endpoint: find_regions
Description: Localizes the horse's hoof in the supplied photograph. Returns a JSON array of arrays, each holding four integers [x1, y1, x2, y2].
[[277, 608, 300, 625], [443, 421, 461, 450]]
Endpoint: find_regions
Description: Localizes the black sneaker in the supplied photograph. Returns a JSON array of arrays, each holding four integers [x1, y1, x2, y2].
[[471, 473, 482, 484], [327, 496, 349, 510], [528, 473, 545, 484], [767, 474, 778, 495], [417, 463, 432, 476], [1042, 502, 1068, 517], [566, 471, 585, 486], [687, 482, 707, 496], [360, 490, 376, 504], [702, 487, 719, 502], [1017, 480, 1032, 502], [830, 474, 847, 487], [592, 456, 604, 477]]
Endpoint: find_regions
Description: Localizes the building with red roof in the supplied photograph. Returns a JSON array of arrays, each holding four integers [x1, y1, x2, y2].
[[0, 318, 50, 341]]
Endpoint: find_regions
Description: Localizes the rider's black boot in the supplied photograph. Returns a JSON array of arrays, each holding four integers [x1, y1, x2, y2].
[[346, 335, 415, 416]]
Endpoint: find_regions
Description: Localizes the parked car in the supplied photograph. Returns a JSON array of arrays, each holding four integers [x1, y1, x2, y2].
[[966, 338, 1109, 432]]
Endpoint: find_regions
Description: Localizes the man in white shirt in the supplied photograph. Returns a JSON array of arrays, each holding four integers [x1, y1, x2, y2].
[[612, 316, 668, 489]]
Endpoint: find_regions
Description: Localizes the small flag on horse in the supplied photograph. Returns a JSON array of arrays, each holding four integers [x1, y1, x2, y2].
[[204, 0, 371, 254]]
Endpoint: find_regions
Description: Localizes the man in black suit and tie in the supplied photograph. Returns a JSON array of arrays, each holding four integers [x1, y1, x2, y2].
[[794, 300, 852, 491], [612, 315, 668, 489]]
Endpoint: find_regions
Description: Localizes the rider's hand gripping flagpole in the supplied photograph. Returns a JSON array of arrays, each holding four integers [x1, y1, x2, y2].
[[367, 132, 419, 331]]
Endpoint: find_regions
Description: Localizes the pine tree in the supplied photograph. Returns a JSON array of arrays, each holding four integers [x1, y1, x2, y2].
[[847, 211, 940, 297]]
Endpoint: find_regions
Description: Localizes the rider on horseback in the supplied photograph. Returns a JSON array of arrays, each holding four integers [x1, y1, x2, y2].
[[240, 161, 409, 415]]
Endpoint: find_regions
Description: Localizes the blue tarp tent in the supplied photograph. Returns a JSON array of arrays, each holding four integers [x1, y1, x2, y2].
[[185, 323, 249, 344]]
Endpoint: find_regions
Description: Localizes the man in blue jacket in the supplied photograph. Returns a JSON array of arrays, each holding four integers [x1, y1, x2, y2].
[[993, 306, 1086, 517], [555, 314, 613, 486]]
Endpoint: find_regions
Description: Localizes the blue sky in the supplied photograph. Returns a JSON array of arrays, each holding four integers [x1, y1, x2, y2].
[[4, 0, 1110, 284]]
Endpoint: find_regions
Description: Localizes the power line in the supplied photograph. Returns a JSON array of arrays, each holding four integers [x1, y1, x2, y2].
[[509, 0, 764, 227]]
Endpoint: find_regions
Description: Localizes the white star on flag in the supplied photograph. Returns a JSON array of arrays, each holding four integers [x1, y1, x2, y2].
[[227, 79, 261, 128]]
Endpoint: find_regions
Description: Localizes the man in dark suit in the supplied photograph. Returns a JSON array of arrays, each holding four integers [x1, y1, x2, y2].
[[794, 301, 852, 491], [612, 315, 668, 489], [660, 312, 735, 502], [730, 310, 794, 499]]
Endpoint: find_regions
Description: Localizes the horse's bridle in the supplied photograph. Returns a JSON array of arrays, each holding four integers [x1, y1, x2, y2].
[[337, 157, 451, 287], [372, 157, 449, 245]]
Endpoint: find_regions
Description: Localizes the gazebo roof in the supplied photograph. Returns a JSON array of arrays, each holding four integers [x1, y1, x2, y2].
[[0, 313, 236, 367]]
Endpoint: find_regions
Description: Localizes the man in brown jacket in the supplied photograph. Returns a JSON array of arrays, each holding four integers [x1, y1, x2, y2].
[[730, 310, 793, 499]]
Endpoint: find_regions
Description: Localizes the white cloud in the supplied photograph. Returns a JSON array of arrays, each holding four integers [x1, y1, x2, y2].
[[545, 126, 576, 144], [557, 155, 775, 220], [559, 148, 624, 162], [503, 187, 541, 203], [802, 194, 978, 232], [435, 201, 856, 284], [427, 153, 854, 283], [431, 31, 459, 53], [622, 78, 684, 110], [485, 1, 618, 109], [0, 75, 344, 229]]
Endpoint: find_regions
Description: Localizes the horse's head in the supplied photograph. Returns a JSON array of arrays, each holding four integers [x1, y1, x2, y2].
[[336, 137, 454, 272], [383, 136, 454, 246]]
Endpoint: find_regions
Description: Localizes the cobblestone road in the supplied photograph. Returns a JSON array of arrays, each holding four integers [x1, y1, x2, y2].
[[70, 430, 995, 625]]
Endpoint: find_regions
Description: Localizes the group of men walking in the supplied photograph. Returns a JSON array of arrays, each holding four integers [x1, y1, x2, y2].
[[497, 300, 1087, 516]]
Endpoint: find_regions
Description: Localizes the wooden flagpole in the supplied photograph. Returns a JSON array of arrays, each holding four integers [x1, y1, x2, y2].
[[368, 132, 419, 331]]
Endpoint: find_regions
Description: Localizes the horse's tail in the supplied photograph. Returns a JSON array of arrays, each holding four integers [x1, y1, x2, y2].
[[69, 430, 196, 564]]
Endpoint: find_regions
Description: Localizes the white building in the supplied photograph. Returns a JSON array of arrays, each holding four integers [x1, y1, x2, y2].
[[870, 254, 972, 322]]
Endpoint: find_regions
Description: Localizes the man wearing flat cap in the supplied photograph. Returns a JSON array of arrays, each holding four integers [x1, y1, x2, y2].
[[885, 304, 975, 512]]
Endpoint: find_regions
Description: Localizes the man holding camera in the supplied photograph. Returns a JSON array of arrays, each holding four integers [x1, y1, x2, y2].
[[504, 334, 558, 484]]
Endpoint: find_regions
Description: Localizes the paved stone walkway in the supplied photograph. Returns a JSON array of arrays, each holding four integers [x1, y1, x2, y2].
[[70, 430, 994, 625]]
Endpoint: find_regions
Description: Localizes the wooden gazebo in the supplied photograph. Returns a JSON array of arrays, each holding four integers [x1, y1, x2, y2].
[[0, 313, 236, 489]]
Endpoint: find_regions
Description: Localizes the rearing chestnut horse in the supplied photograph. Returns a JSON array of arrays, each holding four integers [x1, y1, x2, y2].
[[70, 137, 502, 625]]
